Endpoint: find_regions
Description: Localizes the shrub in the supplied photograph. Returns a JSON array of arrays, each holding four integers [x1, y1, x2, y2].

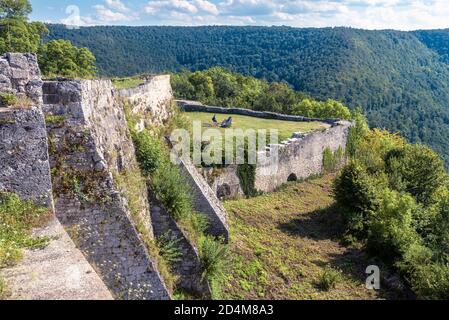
[[198, 236, 229, 299], [156, 231, 183, 266], [0, 92, 17, 108], [323, 147, 344, 173], [333, 161, 386, 239], [385, 144, 447, 205], [133, 130, 165, 175], [398, 243, 449, 300], [152, 162, 194, 221], [367, 188, 421, 261], [317, 268, 342, 291]]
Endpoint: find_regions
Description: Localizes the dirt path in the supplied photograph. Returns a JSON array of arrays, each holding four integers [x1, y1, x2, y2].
[[1, 216, 112, 300]]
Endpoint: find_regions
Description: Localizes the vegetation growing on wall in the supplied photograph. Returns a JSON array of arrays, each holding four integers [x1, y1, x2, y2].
[[323, 147, 344, 173], [333, 112, 449, 299], [123, 100, 229, 299], [236, 163, 258, 198]]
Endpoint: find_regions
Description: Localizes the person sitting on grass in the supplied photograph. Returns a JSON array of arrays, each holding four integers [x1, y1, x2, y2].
[[220, 117, 233, 128]]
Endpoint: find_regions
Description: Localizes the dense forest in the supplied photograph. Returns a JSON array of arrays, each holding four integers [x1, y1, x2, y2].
[[46, 25, 449, 165], [171, 67, 352, 120]]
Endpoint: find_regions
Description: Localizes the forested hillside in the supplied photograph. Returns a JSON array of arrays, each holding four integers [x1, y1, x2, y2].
[[46, 25, 449, 164]]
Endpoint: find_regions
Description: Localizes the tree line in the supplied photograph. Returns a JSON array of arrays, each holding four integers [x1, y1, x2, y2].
[[172, 67, 352, 120], [0, 0, 95, 78]]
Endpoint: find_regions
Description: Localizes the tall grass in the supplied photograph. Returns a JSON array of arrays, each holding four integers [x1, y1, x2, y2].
[[0, 192, 49, 269]]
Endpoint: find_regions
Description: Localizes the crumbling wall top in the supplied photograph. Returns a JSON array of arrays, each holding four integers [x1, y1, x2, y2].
[[0, 53, 43, 106]]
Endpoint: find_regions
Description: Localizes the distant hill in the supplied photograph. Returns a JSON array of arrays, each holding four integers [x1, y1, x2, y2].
[[46, 25, 449, 165]]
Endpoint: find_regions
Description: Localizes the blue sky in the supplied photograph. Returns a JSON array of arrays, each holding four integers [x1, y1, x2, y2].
[[29, 0, 449, 30]]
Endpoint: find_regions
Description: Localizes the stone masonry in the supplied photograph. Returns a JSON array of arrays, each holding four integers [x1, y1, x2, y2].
[[116, 75, 173, 130], [0, 107, 53, 208], [42, 79, 170, 300], [149, 193, 211, 298], [255, 121, 351, 193], [0, 53, 43, 105]]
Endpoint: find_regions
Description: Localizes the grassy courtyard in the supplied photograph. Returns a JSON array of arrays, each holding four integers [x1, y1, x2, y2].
[[222, 175, 405, 300], [185, 112, 328, 142]]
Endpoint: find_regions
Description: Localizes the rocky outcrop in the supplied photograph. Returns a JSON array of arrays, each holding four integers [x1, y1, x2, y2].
[[0, 53, 43, 105]]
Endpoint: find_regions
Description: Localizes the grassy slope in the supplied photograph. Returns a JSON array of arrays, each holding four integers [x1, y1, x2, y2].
[[223, 175, 404, 300]]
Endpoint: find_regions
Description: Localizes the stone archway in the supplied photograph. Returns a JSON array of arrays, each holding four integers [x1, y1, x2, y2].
[[287, 173, 298, 182]]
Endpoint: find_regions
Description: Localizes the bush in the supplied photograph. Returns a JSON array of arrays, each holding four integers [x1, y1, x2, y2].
[[152, 162, 194, 221], [385, 144, 447, 205], [133, 129, 165, 175], [367, 189, 421, 261], [398, 243, 449, 300], [333, 161, 385, 239], [0, 92, 17, 108], [198, 236, 229, 299], [156, 231, 183, 266], [317, 268, 342, 291]]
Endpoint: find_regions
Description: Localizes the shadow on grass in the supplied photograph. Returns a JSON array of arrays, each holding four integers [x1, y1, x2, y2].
[[278, 205, 410, 300], [277, 204, 344, 241]]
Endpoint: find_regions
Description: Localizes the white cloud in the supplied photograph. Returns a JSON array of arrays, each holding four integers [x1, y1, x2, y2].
[[94, 4, 137, 22], [57, 0, 449, 29], [105, 0, 131, 12]]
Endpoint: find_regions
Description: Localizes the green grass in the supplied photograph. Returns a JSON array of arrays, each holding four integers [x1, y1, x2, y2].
[[112, 77, 144, 90], [0, 192, 50, 298], [223, 175, 405, 300], [185, 112, 327, 141]]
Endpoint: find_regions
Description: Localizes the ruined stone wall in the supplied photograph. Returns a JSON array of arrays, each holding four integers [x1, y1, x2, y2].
[[42, 79, 170, 300], [0, 107, 53, 208], [206, 122, 352, 198], [200, 166, 244, 201], [177, 100, 339, 125], [116, 76, 173, 130], [255, 121, 352, 193], [149, 193, 211, 297], [0, 53, 43, 105], [178, 158, 229, 242]]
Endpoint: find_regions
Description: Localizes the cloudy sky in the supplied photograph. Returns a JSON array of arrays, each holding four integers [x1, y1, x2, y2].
[[29, 0, 449, 30]]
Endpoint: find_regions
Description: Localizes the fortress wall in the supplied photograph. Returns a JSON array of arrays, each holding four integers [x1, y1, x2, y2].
[[42, 79, 170, 300], [199, 166, 244, 201], [255, 121, 352, 192], [0, 53, 43, 105], [115, 75, 173, 130], [0, 107, 53, 208], [177, 100, 340, 125], [149, 193, 211, 297], [178, 158, 229, 242]]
